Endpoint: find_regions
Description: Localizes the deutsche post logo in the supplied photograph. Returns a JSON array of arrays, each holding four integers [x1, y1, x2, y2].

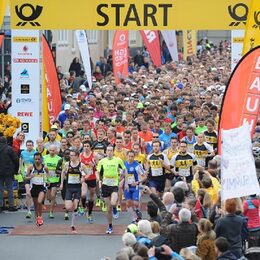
[[15, 4, 43, 26], [253, 11, 260, 29], [228, 3, 248, 26]]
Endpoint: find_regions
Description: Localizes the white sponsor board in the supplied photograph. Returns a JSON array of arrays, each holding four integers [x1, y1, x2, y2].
[[231, 30, 244, 71], [221, 123, 260, 201], [75, 30, 92, 88], [11, 30, 42, 143]]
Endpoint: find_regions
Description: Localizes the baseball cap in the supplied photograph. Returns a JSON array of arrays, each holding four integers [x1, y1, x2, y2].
[[64, 104, 71, 110], [66, 94, 72, 98], [50, 125, 58, 130]]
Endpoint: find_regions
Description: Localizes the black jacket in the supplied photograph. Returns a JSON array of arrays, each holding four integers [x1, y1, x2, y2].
[[0, 143, 19, 177], [217, 250, 237, 260]]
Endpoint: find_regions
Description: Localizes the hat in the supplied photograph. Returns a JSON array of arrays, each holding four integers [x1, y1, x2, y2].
[[143, 85, 148, 89], [64, 104, 71, 110], [50, 125, 58, 130], [66, 94, 72, 98], [125, 223, 138, 234], [136, 102, 144, 109], [79, 85, 87, 92], [141, 74, 146, 78], [177, 83, 184, 90]]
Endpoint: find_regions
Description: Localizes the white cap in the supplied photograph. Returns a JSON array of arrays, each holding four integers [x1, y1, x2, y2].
[[64, 104, 71, 110], [79, 85, 87, 92]]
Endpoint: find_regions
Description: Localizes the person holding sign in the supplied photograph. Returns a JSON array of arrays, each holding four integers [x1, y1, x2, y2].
[[60, 149, 91, 233], [96, 145, 125, 234], [26, 153, 49, 226]]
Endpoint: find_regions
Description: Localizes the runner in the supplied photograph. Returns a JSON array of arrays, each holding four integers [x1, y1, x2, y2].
[[80, 141, 97, 223], [203, 119, 218, 154], [60, 149, 91, 233], [146, 140, 171, 197], [43, 145, 61, 219], [181, 127, 197, 154], [124, 150, 146, 223], [26, 153, 49, 226], [171, 141, 197, 183], [193, 133, 215, 168], [20, 140, 36, 219], [55, 148, 70, 220], [96, 145, 125, 234]]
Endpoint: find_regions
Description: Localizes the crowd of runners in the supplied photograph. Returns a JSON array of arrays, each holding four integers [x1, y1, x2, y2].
[[0, 38, 260, 260]]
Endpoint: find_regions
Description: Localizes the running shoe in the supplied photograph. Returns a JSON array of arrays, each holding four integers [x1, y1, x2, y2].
[[113, 207, 119, 219], [117, 205, 121, 212], [26, 211, 32, 219], [38, 216, 43, 226], [49, 212, 54, 219], [95, 198, 101, 207], [77, 207, 85, 216], [101, 201, 107, 212], [87, 214, 94, 223], [106, 226, 113, 234], [64, 213, 69, 220], [71, 226, 77, 234]]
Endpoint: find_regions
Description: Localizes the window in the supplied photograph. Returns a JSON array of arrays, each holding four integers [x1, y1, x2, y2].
[[58, 30, 68, 44], [129, 30, 137, 45], [86, 30, 98, 44]]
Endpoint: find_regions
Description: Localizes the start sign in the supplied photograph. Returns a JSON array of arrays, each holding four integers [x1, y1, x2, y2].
[[10, 0, 251, 30]]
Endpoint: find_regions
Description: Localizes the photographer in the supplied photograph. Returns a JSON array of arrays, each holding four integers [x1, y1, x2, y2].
[[147, 244, 184, 260]]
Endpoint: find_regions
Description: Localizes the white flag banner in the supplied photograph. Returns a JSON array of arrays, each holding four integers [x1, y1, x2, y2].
[[161, 30, 178, 62], [231, 30, 244, 71], [221, 123, 260, 201], [75, 30, 92, 88]]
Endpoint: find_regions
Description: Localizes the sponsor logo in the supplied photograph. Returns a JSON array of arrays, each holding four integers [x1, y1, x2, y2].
[[13, 37, 38, 42], [13, 58, 38, 63], [21, 122, 29, 133], [253, 11, 260, 29], [16, 97, 32, 104], [20, 84, 30, 94], [228, 3, 248, 27], [20, 69, 29, 78], [17, 112, 33, 117], [15, 4, 43, 26]]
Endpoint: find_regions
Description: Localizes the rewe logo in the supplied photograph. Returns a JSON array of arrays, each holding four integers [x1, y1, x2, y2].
[[20, 69, 29, 78], [15, 4, 43, 26]]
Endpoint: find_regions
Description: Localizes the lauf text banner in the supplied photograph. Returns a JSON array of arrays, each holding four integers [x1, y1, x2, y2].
[[11, 0, 254, 30]]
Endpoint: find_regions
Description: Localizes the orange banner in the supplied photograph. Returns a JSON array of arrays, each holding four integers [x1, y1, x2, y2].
[[0, 34, 4, 49], [42, 36, 62, 126], [113, 30, 129, 85], [218, 46, 260, 153], [140, 30, 161, 67]]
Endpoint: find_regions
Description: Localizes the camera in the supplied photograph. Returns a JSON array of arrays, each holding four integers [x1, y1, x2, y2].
[[155, 246, 164, 255]]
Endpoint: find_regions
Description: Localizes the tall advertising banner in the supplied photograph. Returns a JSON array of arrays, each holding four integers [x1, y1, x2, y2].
[[221, 123, 260, 200], [243, 0, 260, 54], [161, 30, 179, 62], [231, 30, 244, 71], [113, 30, 129, 85], [0, 0, 8, 29], [42, 36, 62, 126], [0, 34, 4, 49], [183, 30, 197, 60], [218, 46, 260, 153], [75, 30, 92, 88], [42, 65, 50, 133], [11, 30, 42, 142], [140, 30, 161, 67]]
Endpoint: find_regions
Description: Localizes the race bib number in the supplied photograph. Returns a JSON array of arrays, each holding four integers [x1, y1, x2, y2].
[[31, 175, 44, 185], [68, 174, 80, 184], [197, 158, 206, 167], [85, 167, 93, 175], [103, 178, 117, 186], [49, 171, 56, 177], [127, 174, 135, 184], [178, 168, 190, 177], [151, 168, 163, 177]]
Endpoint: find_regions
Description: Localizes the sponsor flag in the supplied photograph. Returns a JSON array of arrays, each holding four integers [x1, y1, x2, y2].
[[140, 30, 161, 67], [42, 35, 62, 126], [221, 123, 260, 200], [113, 30, 129, 85], [183, 30, 197, 60], [231, 30, 244, 71], [42, 65, 50, 133], [243, 0, 260, 55], [0, 34, 4, 49], [218, 46, 260, 153], [75, 30, 92, 88], [161, 30, 178, 62], [0, 0, 7, 29]]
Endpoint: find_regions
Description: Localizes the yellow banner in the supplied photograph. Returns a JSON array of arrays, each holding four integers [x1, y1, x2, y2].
[[0, 0, 8, 29], [42, 65, 50, 133], [243, 0, 260, 54], [11, 0, 251, 30], [183, 30, 197, 60]]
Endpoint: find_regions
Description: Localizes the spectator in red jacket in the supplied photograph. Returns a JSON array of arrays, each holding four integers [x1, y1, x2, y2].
[[12, 131, 25, 155]]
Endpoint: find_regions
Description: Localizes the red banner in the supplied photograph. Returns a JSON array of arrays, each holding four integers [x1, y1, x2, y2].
[[0, 34, 4, 49], [218, 46, 260, 153], [42, 36, 62, 126], [140, 30, 161, 67], [113, 30, 129, 85]]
